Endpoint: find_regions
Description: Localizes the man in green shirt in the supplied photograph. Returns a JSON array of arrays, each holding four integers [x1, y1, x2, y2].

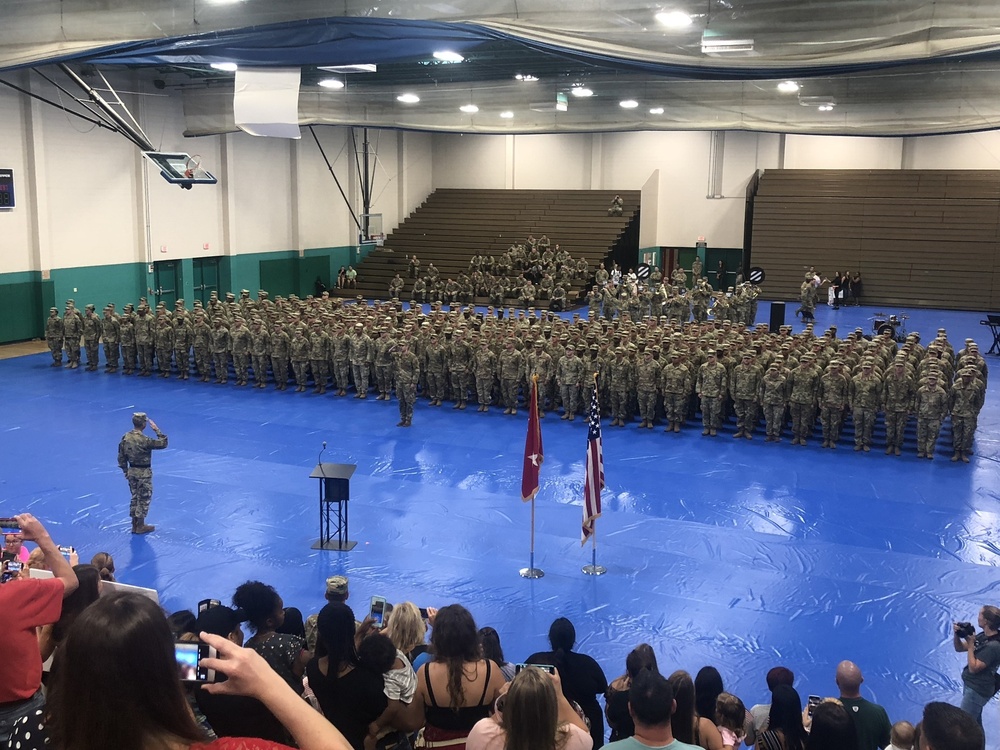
[[835, 661, 891, 750]]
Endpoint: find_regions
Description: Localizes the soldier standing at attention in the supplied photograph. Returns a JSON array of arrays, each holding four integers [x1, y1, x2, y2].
[[154, 315, 174, 378], [134, 305, 154, 376], [349, 322, 374, 398], [659, 350, 688, 433], [818, 360, 850, 448], [117, 412, 167, 535], [45, 307, 64, 367], [759, 362, 788, 442], [120, 309, 137, 375], [786, 355, 820, 445], [474, 338, 497, 412], [950, 367, 985, 463], [916, 370, 949, 459], [62, 303, 83, 369], [211, 317, 231, 384], [635, 348, 660, 429], [500, 339, 525, 415], [696, 350, 727, 436], [850, 360, 883, 452], [393, 341, 420, 427], [882, 358, 915, 456], [730, 351, 762, 439], [102, 306, 121, 373], [82, 304, 102, 371], [558, 346, 587, 421], [249, 318, 270, 388]]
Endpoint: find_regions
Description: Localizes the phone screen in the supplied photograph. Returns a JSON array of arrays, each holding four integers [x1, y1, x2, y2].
[[515, 663, 555, 675], [174, 642, 216, 682], [807, 695, 821, 716], [1, 561, 23, 583], [0, 518, 20, 535], [370, 597, 387, 628]]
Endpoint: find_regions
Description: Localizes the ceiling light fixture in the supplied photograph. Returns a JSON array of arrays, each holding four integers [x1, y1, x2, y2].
[[818, 103, 835, 112], [432, 50, 465, 63], [571, 86, 593, 98], [397, 93, 420, 104], [777, 80, 800, 93], [515, 74, 539, 82], [460, 104, 479, 113], [500, 111, 514, 119], [649, 107, 665, 114], [620, 99, 639, 109], [318, 79, 344, 89], [318, 64, 377, 74], [655, 10, 693, 28], [209, 62, 238, 72]]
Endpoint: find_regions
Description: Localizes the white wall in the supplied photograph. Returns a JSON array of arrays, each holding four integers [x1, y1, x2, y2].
[[904, 130, 1000, 170], [0, 77, 32, 274], [784, 134, 904, 169], [432, 134, 506, 188], [511, 134, 591, 188]]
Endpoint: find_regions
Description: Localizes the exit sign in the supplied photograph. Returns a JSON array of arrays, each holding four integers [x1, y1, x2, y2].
[[0, 169, 14, 209]]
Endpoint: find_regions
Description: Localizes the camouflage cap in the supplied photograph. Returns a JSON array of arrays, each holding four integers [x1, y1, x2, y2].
[[325, 575, 349, 597], [132, 411, 147, 420], [49, 307, 58, 312]]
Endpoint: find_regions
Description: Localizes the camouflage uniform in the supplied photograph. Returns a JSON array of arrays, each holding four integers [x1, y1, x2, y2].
[[500, 342, 525, 415], [134, 309, 154, 376], [915, 374, 949, 459], [659, 352, 688, 432], [374, 331, 396, 400], [849, 363, 882, 451], [120, 315, 137, 375], [817, 364, 850, 447], [730, 354, 762, 438], [448, 333, 473, 408], [117, 414, 167, 533], [696, 353, 727, 435], [557, 348, 586, 420], [393, 343, 420, 426], [102, 309, 122, 372], [308, 324, 330, 393], [290, 328, 311, 391], [231, 320, 252, 386], [525, 342, 552, 415], [759, 364, 788, 442], [949, 368, 985, 462], [211, 320, 231, 383], [62, 307, 84, 369], [349, 324, 374, 398], [424, 336, 448, 406], [473, 342, 496, 411], [82, 307, 102, 371], [882, 362, 915, 455], [635, 351, 660, 429], [270, 324, 291, 390], [192, 316, 212, 381], [250, 321, 270, 388], [786, 360, 820, 445], [45, 309, 63, 366], [154, 317, 174, 377]]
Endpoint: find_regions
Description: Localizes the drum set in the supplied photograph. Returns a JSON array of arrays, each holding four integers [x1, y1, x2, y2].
[[869, 312, 909, 342]]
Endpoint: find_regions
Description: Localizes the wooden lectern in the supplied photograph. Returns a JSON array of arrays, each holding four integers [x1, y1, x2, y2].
[[310, 463, 357, 551]]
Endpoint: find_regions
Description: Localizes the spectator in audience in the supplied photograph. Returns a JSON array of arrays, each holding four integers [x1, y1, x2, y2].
[[194, 604, 293, 745], [38, 563, 102, 661], [606, 644, 659, 742], [667, 670, 723, 750], [715, 693, 747, 750], [466, 665, 591, 750], [604, 668, 699, 750], [918, 701, 983, 750], [834, 661, 890, 750], [953, 605, 1000, 730], [169, 609, 200, 638], [359, 631, 419, 750], [276, 606, 306, 639], [338, 266, 348, 288], [804, 701, 858, 750], [305, 575, 351, 651], [527, 617, 609, 749], [887, 721, 914, 750], [0, 513, 78, 744], [2, 532, 30, 563], [479, 627, 516, 681], [233, 580, 310, 694], [608, 195, 624, 216], [347, 266, 358, 288], [749, 667, 795, 737], [756, 685, 806, 750], [403, 603, 506, 750], [90, 551, 115, 581], [9, 591, 354, 750], [307, 602, 388, 750], [695, 667, 725, 726], [385, 601, 430, 671]]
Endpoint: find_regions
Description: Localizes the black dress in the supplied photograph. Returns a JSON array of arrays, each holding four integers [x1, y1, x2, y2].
[[307, 659, 388, 750], [526, 649, 608, 749]]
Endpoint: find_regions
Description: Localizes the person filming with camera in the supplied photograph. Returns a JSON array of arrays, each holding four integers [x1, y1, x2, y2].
[[953, 605, 1000, 728]]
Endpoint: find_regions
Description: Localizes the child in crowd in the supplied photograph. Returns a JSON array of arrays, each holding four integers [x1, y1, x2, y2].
[[715, 692, 747, 750], [888, 720, 915, 750]]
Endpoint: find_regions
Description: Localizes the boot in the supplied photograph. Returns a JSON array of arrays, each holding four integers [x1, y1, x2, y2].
[[951, 452, 960, 462], [673, 423, 681, 433], [962, 452, 970, 463], [885, 446, 893, 455], [132, 517, 155, 535], [894, 447, 902, 456], [734, 429, 744, 439]]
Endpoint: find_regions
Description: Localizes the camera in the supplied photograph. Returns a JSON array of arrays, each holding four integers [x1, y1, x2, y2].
[[956, 622, 976, 638]]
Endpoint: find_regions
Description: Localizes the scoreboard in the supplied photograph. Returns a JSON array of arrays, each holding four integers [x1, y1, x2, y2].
[[0, 169, 13, 209]]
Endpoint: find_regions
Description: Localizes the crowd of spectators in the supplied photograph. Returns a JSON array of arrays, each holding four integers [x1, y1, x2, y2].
[[2, 514, 996, 750]]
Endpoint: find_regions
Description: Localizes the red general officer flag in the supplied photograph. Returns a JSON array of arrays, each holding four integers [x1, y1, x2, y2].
[[521, 376, 543, 501]]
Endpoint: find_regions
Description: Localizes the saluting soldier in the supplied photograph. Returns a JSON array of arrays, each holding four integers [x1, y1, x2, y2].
[[117, 412, 167, 535], [45, 308, 64, 367]]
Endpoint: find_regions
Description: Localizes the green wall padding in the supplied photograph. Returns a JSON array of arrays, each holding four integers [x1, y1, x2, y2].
[[0, 279, 43, 342], [259, 258, 298, 298]]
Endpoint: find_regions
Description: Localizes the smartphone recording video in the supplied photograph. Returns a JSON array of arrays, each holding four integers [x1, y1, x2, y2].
[[1, 561, 23, 584], [370, 596, 388, 628], [174, 642, 217, 683]]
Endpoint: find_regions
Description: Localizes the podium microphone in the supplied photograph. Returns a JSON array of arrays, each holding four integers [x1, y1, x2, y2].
[[318, 441, 327, 477]]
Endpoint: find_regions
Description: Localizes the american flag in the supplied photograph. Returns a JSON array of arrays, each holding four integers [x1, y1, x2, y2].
[[581, 376, 604, 544]]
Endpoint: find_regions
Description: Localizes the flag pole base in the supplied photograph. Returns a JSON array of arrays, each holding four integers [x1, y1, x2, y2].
[[519, 567, 545, 579], [582, 564, 607, 576]]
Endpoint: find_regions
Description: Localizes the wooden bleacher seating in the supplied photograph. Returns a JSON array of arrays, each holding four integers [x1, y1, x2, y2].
[[334, 188, 640, 308], [750, 169, 1000, 311]]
